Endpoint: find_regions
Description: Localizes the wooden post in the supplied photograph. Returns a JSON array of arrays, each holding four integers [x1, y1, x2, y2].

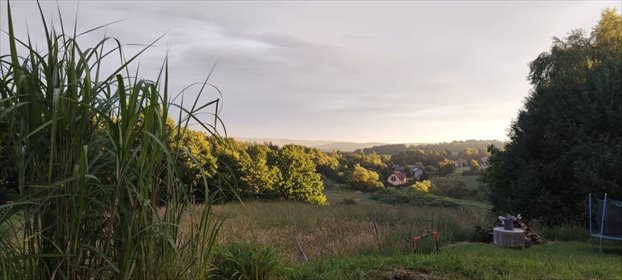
[[373, 220, 383, 252], [293, 238, 308, 262]]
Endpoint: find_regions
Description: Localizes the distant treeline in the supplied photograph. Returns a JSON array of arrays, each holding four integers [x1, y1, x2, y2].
[[359, 140, 505, 156], [0, 120, 493, 204]]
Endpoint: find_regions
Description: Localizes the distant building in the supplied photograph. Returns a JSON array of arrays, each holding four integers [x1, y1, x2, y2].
[[387, 171, 408, 186], [393, 164, 405, 172], [410, 167, 424, 180], [480, 157, 489, 166], [455, 159, 468, 168]]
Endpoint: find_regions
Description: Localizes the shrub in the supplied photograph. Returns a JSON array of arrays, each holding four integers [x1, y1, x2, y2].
[[411, 180, 431, 193], [430, 175, 469, 199], [209, 242, 283, 280]]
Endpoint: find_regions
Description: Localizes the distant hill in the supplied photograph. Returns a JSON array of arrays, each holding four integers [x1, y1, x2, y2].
[[235, 137, 386, 152], [361, 140, 506, 155], [235, 138, 505, 154], [313, 142, 386, 152]]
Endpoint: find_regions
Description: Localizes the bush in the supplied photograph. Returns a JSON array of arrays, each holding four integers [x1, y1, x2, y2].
[[430, 176, 469, 199], [210, 242, 283, 280], [370, 188, 458, 208], [411, 180, 431, 193], [425, 194, 460, 208]]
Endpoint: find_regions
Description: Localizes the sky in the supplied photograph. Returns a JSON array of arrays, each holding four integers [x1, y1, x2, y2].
[[1, 1, 620, 144]]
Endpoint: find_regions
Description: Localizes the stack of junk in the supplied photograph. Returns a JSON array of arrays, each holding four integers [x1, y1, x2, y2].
[[488, 214, 545, 247]]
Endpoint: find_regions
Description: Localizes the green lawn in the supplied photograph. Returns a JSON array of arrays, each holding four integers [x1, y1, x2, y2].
[[287, 242, 622, 279]]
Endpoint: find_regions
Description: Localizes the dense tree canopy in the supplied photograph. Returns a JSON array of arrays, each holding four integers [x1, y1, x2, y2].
[[484, 9, 622, 224], [269, 144, 327, 204], [349, 164, 384, 190]]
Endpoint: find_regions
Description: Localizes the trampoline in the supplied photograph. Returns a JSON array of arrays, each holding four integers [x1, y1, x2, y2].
[[588, 193, 622, 252]]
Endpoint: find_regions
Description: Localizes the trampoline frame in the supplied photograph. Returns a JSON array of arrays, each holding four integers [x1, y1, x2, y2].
[[588, 193, 622, 253]]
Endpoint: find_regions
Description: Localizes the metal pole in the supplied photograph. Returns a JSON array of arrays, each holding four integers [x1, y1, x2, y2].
[[599, 193, 607, 253], [588, 194, 592, 238]]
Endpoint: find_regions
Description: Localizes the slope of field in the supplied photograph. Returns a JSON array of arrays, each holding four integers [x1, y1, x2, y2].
[[206, 201, 490, 263]]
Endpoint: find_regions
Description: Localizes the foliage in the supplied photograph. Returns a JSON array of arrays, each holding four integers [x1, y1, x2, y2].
[[306, 147, 340, 176], [0, 3, 222, 278], [209, 242, 283, 280], [269, 145, 327, 204], [438, 158, 456, 176], [411, 180, 431, 193], [362, 140, 504, 156], [241, 143, 282, 199], [430, 175, 470, 199], [457, 147, 490, 162], [469, 159, 480, 172], [349, 164, 384, 191], [168, 125, 218, 201], [483, 9, 622, 224], [0, 120, 17, 203]]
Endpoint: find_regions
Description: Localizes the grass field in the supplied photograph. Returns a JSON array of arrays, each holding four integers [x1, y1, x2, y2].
[[287, 242, 622, 279], [323, 179, 378, 205], [202, 194, 621, 279], [206, 201, 491, 263], [324, 175, 492, 210]]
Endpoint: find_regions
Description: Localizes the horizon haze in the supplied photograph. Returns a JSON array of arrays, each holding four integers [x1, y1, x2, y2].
[[2, 1, 620, 143]]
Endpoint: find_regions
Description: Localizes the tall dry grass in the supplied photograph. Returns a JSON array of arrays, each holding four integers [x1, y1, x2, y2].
[[198, 201, 491, 263]]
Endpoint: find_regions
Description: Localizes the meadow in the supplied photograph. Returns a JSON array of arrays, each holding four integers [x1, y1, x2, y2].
[[199, 172, 621, 279], [190, 198, 622, 279], [207, 201, 490, 263]]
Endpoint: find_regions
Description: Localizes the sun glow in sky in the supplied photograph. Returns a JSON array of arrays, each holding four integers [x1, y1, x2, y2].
[[2, 1, 620, 143]]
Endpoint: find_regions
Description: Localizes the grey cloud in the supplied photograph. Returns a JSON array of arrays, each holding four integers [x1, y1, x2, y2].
[[2, 0, 620, 143]]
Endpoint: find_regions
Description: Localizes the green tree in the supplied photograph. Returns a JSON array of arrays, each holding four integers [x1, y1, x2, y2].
[[210, 137, 252, 200], [483, 9, 622, 224], [469, 159, 480, 175], [167, 125, 217, 201], [269, 145, 327, 204], [349, 164, 384, 190], [305, 147, 339, 177], [437, 158, 456, 176], [242, 144, 282, 198]]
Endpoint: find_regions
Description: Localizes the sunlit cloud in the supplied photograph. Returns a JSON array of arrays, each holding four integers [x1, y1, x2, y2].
[[2, 0, 619, 143]]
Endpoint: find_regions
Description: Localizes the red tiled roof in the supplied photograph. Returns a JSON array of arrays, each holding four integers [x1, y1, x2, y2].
[[392, 171, 407, 181]]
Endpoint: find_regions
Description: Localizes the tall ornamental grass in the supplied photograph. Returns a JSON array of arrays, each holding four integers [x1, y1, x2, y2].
[[0, 1, 224, 279]]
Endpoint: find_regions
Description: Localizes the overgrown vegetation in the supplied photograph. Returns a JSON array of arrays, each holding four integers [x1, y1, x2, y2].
[[484, 9, 622, 225], [209, 242, 284, 280], [208, 201, 490, 263], [0, 2, 222, 278]]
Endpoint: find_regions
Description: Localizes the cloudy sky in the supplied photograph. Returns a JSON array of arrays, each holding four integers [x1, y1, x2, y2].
[[2, 1, 620, 143]]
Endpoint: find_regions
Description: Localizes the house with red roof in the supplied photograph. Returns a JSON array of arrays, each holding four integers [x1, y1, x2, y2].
[[387, 171, 408, 186]]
